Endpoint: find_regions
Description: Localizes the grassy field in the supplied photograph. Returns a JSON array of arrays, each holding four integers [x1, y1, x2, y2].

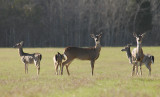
[[0, 47, 160, 97]]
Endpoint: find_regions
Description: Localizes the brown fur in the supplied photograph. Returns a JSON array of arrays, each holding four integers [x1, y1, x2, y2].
[[64, 47, 100, 60], [61, 33, 102, 76]]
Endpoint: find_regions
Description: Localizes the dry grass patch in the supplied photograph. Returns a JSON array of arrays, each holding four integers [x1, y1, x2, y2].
[[0, 47, 160, 97]]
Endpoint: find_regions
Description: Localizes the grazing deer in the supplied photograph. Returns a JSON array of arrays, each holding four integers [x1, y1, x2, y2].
[[121, 44, 154, 76], [61, 32, 102, 76], [53, 52, 66, 75], [132, 32, 145, 75], [13, 41, 42, 75]]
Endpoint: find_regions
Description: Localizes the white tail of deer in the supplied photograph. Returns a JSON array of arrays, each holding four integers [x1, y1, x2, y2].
[[13, 41, 42, 75], [61, 32, 102, 76]]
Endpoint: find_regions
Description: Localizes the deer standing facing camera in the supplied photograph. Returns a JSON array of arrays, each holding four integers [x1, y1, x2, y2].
[[61, 32, 102, 76]]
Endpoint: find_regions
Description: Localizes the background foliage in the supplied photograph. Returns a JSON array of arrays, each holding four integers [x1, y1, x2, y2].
[[0, 0, 159, 47]]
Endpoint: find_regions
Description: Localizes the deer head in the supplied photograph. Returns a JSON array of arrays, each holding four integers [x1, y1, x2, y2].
[[56, 52, 66, 61], [121, 44, 132, 63], [121, 44, 132, 52], [133, 32, 146, 44], [90, 32, 103, 44], [13, 41, 24, 48]]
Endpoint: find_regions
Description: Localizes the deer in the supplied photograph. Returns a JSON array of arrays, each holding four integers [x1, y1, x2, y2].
[[13, 41, 42, 75], [121, 44, 138, 76], [121, 44, 154, 76], [131, 32, 146, 76], [53, 52, 66, 75], [61, 32, 102, 76]]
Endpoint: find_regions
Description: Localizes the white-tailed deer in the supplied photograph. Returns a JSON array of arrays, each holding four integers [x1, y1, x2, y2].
[[13, 41, 42, 75], [121, 44, 138, 76], [121, 44, 154, 76], [132, 32, 145, 75], [61, 32, 102, 76], [53, 52, 66, 75]]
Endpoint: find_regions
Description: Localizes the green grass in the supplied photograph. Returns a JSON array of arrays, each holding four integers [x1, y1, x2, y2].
[[0, 47, 160, 97]]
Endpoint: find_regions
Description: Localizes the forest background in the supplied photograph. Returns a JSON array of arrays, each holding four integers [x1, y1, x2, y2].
[[0, 0, 159, 47]]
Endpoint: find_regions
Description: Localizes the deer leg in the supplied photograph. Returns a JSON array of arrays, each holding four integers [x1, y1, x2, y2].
[[148, 63, 151, 76], [61, 64, 64, 75], [25, 64, 26, 74], [132, 65, 135, 76], [61, 59, 73, 75], [66, 61, 72, 76], [36, 62, 40, 75], [57, 63, 59, 75], [55, 63, 58, 75], [91, 60, 95, 76], [149, 67, 151, 76], [37, 64, 40, 75], [34, 60, 40, 75], [59, 63, 62, 75], [26, 64, 28, 74], [56, 64, 60, 75], [136, 64, 139, 75], [54, 62, 58, 75], [61, 59, 71, 75], [66, 65, 70, 76], [140, 62, 142, 76]]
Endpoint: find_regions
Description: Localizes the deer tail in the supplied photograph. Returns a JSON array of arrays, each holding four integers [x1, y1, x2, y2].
[[151, 56, 154, 64], [39, 54, 42, 61]]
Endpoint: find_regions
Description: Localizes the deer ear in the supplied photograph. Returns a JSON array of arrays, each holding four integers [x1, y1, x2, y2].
[[99, 32, 103, 37], [127, 43, 132, 47], [141, 33, 146, 38], [90, 34, 95, 38], [20, 41, 24, 45], [133, 32, 137, 37], [57, 52, 61, 55]]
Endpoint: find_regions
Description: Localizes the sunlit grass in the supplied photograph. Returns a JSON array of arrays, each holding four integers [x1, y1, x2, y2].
[[0, 47, 160, 97]]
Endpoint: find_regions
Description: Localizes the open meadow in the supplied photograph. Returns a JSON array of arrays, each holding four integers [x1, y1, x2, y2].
[[0, 47, 160, 97]]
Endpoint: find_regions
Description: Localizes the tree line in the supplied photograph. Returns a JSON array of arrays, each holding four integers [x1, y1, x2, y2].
[[0, 0, 160, 47]]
